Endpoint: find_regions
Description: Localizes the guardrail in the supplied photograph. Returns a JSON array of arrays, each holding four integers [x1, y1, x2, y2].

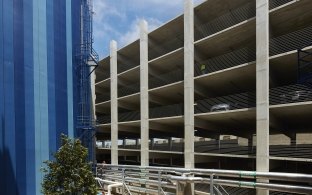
[[96, 164, 312, 195]]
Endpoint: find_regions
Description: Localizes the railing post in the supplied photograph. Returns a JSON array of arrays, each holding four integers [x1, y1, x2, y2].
[[176, 181, 186, 195], [122, 168, 125, 194], [210, 174, 214, 195], [158, 171, 161, 194]]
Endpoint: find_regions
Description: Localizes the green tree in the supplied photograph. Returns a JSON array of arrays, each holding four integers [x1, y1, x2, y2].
[[42, 134, 97, 195]]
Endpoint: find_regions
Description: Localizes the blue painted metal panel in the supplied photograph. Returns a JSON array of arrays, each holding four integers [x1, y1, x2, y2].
[[0, 0, 4, 191], [3, 0, 17, 194], [0, 0, 88, 194], [71, 0, 81, 138], [54, 0, 69, 147], [47, 0, 56, 159], [13, 0, 26, 194], [23, 0, 36, 194], [33, 0, 49, 193], [32, 0, 40, 193]]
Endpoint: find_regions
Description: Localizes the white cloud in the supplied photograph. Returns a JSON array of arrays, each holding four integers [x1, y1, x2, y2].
[[93, 0, 125, 23], [119, 17, 162, 47], [92, 0, 207, 58]]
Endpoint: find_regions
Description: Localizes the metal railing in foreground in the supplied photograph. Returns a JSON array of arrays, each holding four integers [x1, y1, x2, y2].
[[96, 164, 312, 195]]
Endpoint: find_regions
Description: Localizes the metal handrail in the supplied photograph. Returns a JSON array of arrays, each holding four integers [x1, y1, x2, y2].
[[96, 164, 312, 194], [98, 164, 312, 183]]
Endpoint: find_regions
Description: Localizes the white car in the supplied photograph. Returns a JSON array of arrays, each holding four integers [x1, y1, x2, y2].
[[210, 103, 230, 112]]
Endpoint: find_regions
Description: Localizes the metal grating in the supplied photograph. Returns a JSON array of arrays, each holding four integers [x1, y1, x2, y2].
[[120, 139, 312, 159], [149, 69, 184, 89], [269, 84, 312, 105], [195, 92, 256, 114], [194, 25, 312, 77], [270, 145, 312, 159], [149, 103, 184, 119], [195, 0, 294, 41], [195, 46, 256, 77], [269, 0, 294, 9], [270, 25, 312, 56]]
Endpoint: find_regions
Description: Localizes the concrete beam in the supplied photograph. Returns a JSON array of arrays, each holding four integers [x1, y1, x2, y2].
[[256, 1, 269, 194], [184, 0, 195, 176], [110, 40, 118, 165], [140, 20, 149, 166]]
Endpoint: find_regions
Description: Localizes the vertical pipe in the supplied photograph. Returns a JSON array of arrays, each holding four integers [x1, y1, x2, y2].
[[256, 0, 269, 194], [140, 20, 149, 166], [110, 40, 118, 165]]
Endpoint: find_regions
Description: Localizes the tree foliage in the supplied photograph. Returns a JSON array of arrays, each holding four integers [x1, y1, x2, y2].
[[42, 134, 97, 195]]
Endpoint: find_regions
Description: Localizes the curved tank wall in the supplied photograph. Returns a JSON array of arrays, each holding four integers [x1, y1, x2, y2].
[[0, 0, 83, 194]]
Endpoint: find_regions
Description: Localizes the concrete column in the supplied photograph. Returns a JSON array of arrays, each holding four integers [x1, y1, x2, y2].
[[110, 40, 118, 165], [256, 1, 269, 195], [184, 0, 195, 194], [184, 0, 195, 169], [140, 20, 149, 166]]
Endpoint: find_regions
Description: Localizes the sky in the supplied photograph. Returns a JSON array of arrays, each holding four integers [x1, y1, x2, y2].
[[92, 0, 205, 59]]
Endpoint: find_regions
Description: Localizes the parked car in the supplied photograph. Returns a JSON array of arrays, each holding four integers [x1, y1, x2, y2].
[[210, 103, 231, 112], [279, 90, 312, 103]]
